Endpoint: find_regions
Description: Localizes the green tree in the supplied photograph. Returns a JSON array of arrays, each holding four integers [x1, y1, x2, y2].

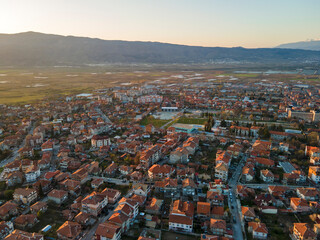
[[4, 190, 14, 200], [38, 184, 44, 198], [220, 119, 227, 127]]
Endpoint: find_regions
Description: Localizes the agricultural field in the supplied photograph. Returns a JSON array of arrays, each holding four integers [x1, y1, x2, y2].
[[0, 66, 319, 105]]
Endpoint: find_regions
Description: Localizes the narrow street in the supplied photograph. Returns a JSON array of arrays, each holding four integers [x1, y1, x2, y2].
[[228, 154, 247, 240], [95, 107, 112, 124]]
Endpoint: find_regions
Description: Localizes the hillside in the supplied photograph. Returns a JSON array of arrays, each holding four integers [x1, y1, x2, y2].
[[0, 32, 320, 66]]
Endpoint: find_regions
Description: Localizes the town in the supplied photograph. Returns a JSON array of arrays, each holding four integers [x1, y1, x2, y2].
[[1, 70, 320, 240]]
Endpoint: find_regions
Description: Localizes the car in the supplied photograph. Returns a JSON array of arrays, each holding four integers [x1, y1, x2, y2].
[[233, 217, 236, 223], [231, 206, 234, 209]]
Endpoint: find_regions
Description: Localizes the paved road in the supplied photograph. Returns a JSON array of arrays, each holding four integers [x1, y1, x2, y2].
[[228, 155, 247, 240], [91, 176, 130, 186], [241, 183, 312, 189], [160, 113, 182, 130], [95, 107, 112, 124]]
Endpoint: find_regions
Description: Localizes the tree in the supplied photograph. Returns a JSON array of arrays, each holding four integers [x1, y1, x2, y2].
[[38, 184, 44, 198], [134, 153, 140, 165], [4, 190, 13, 200], [308, 132, 319, 146], [220, 119, 227, 127], [0, 181, 6, 191]]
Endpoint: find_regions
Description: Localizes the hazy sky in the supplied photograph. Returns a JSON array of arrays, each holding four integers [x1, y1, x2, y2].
[[0, 0, 319, 48]]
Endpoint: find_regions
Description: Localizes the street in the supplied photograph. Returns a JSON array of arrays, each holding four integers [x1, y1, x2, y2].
[[228, 154, 247, 240], [95, 107, 112, 124]]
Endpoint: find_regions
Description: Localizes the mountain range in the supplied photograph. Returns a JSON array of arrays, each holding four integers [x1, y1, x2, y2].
[[276, 40, 320, 51], [0, 32, 320, 66]]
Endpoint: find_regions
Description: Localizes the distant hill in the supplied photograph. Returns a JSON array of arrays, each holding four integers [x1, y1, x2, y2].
[[0, 32, 320, 66], [276, 40, 320, 51]]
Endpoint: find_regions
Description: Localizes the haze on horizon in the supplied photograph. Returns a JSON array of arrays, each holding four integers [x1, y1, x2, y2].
[[0, 0, 319, 48]]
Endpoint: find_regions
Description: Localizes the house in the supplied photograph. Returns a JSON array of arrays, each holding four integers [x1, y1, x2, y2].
[[56, 221, 82, 240], [260, 169, 274, 183], [237, 185, 255, 200], [95, 221, 121, 240], [59, 179, 81, 196], [3, 161, 20, 174], [242, 166, 255, 182], [115, 197, 138, 220], [214, 162, 228, 182], [210, 218, 226, 236], [268, 186, 288, 198], [119, 165, 132, 176], [139, 229, 161, 240], [132, 183, 150, 197], [107, 211, 130, 233], [292, 223, 316, 240], [5, 171, 23, 187], [105, 163, 118, 177], [297, 188, 319, 201], [148, 164, 175, 180], [308, 166, 320, 184], [91, 135, 111, 148], [81, 192, 108, 216], [13, 188, 38, 205], [197, 202, 211, 218], [241, 206, 256, 221], [254, 157, 274, 168], [18, 146, 34, 158], [279, 142, 289, 152], [48, 189, 68, 204], [290, 198, 310, 213], [155, 178, 179, 198], [128, 194, 145, 207], [0, 221, 13, 239], [91, 178, 104, 189], [139, 145, 161, 168], [168, 200, 194, 233], [25, 165, 41, 183], [4, 229, 43, 240], [145, 124, 156, 134], [145, 198, 163, 215], [0, 201, 18, 220], [283, 171, 307, 184], [71, 167, 89, 184], [74, 211, 92, 226], [248, 222, 268, 239], [14, 214, 38, 229], [211, 206, 225, 219], [182, 178, 197, 196], [207, 191, 224, 206], [169, 147, 189, 164], [30, 201, 48, 214], [101, 188, 121, 204]]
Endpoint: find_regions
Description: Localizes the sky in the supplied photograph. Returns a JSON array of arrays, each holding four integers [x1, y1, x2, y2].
[[0, 0, 319, 48]]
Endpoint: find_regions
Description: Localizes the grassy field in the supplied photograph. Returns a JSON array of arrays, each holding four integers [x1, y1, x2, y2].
[[0, 68, 172, 105], [177, 117, 207, 125], [140, 116, 170, 128], [29, 207, 64, 238], [0, 67, 319, 105]]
